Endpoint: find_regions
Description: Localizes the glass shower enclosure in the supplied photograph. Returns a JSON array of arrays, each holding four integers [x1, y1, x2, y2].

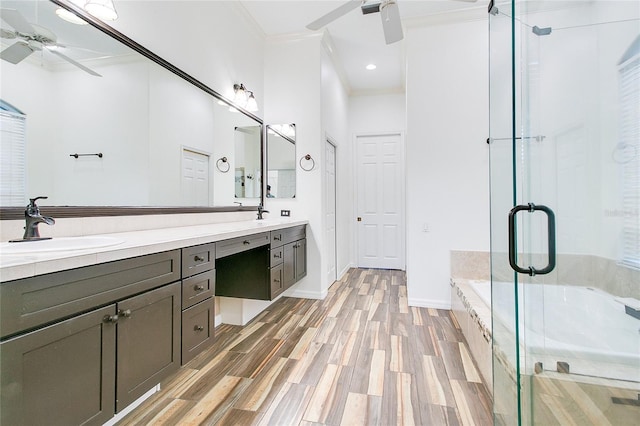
[[489, 1, 639, 424]]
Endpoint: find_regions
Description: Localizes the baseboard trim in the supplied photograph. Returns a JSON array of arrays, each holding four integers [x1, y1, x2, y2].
[[408, 298, 451, 310], [214, 314, 222, 327], [338, 263, 354, 280], [286, 288, 327, 300]]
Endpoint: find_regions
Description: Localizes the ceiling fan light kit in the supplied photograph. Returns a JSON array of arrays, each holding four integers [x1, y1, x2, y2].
[[54, 0, 118, 25], [1, 8, 102, 76], [84, 0, 118, 21], [306, 0, 404, 45]]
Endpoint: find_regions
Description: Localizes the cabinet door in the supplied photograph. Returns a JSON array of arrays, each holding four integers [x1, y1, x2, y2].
[[295, 238, 307, 282], [116, 282, 180, 412], [181, 298, 215, 365], [270, 263, 284, 299], [0, 305, 116, 426], [283, 242, 296, 289]]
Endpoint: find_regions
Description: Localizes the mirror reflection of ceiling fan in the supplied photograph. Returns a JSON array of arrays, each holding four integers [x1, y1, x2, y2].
[[0, 8, 101, 77], [306, 0, 478, 45]]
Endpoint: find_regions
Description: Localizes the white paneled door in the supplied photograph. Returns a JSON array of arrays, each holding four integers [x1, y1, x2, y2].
[[325, 140, 337, 284], [356, 133, 404, 270], [181, 148, 210, 206]]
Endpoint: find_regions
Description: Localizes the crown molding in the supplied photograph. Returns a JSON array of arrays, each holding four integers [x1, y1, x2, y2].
[[350, 86, 406, 97]]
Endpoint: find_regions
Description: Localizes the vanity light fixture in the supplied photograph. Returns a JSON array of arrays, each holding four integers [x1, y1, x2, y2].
[[245, 92, 258, 112], [56, 0, 118, 25], [230, 83, 259, 113]]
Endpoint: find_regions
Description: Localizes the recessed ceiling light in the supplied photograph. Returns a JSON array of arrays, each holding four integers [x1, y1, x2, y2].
[[366, 63, 377, 70]]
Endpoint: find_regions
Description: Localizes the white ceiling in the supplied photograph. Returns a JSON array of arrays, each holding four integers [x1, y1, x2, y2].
[[240, 0, 486, 93]]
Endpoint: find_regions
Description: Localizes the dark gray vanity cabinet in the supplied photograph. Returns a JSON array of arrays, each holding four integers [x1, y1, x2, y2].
[[0, 305, 116, 426], [285, 238, 307, 287], [181, 243, 216, 364], [215, 228, 306, 301], [0, 250, 182, 425], [272, 225, 307, 292], [116, 281, 181, 412]]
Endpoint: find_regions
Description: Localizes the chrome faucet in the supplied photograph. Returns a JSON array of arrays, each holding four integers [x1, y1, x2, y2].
[[22, 196, 55, 240], [256, 204, 269, 220]]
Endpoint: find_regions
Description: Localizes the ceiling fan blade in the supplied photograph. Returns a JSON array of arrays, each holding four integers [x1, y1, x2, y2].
[[1, 9, 36, 34], [380, 1, 403, 44], [49, 49, 102, 77], [306, 0, 361, 31], [1, 28, 16, 39], [1, 41, 34, 64]]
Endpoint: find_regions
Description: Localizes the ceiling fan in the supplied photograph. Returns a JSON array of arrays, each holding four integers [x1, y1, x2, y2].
[[0, 8, 101, 77], [306, 0, 478, 45]]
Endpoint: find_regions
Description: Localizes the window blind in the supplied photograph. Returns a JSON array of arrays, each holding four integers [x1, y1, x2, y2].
[[619, 53, 640, 269], [0, 110, 27, 206]]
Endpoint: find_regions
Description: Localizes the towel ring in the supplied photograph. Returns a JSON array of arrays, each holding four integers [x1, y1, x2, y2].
[[216, 156, 230, 173], [299, 154, 315, 171]]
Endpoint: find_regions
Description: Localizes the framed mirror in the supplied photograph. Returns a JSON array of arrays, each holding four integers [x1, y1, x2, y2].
[[266, 124, 296, 199], [233, 125, 261, 201], [0, 0, 263, 218]]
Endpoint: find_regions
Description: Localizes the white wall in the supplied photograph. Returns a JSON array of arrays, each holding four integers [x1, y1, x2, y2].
[[263, 34, 325, 298], [349, 93, 406, 135], [263, 33, 350, 297], [109, 2, 264, 109], [321, 44, 352, 281], [406, 18, 490, 309]]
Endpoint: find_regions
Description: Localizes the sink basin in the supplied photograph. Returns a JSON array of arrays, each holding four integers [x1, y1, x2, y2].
[[1, 236, 124, 254]]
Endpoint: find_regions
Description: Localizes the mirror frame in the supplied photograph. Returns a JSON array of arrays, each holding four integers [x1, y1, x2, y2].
[[0, 0, 264, 220]]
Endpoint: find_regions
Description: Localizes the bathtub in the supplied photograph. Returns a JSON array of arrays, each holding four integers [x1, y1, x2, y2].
[[469, 280, 640, 384]]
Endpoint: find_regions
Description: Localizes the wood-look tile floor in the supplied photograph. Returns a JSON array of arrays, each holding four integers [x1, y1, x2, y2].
[[118, 268, 493, 426]]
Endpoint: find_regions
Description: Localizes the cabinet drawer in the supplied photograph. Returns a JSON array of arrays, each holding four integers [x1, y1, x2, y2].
[[182, 243, 215, 278], [216, 232, 270, 259], [282, 225, 306, 246], [0, 250, 181, 339], [181, 298, 214, 364], [270, 231, 284, 248], [270, 226, 306, 248], [270, 247, 284, 267], [182, 270, 215, 309], [270, 263, 284, 299]]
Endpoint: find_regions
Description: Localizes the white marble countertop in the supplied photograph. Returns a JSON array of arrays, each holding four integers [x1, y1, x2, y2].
[[0, 218, 308, 282]]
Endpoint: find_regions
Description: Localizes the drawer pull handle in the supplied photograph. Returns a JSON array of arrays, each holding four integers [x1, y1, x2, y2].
[[194, 255, 205, 262], [274, 235, 281, 241], [194, 285, 205, 291], [103, 314, 119, 324], [243, 240, 250, 245], [274, 253, 281, 258], [194, 325, 204, 332], [118, 309, 132, 318], [274, 279, 280, 283]]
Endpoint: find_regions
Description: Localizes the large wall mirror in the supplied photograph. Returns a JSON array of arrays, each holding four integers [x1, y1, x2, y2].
[[266, 124, 296, 199], [0, 0, 263, 217]]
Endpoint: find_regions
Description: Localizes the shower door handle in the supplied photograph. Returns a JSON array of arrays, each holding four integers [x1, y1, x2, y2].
[[508, 203, 556, 276]]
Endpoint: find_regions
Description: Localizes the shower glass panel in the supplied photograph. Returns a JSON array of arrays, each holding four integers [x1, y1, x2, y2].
[[489, 1, 640, 425]]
